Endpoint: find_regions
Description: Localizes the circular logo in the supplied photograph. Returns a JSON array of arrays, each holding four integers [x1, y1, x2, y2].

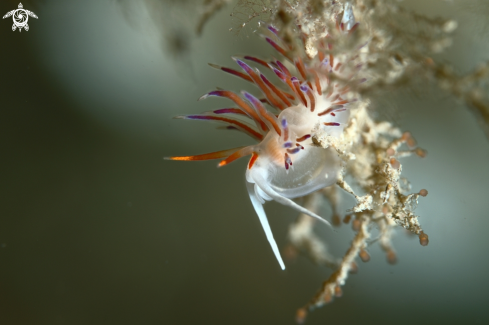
[[13, 9, 28, 27], [3, 3, 38, 32]]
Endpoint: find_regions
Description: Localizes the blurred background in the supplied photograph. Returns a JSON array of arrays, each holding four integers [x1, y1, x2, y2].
[[1, 0, 488, 324]]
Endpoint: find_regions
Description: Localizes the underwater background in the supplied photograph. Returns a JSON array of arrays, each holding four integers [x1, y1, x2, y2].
[[1, 0, 489, 324]]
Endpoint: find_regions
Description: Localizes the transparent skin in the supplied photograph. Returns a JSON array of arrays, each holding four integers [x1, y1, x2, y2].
[[245, 88, 350, 270], [249, 94, 349, 196]]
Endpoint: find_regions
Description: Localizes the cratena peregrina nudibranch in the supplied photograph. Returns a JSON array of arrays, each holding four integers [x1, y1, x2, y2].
[[167, 6, 361, 270]]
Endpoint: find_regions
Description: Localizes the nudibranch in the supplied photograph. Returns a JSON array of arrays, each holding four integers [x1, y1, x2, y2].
[[167, 5, 360, 270]]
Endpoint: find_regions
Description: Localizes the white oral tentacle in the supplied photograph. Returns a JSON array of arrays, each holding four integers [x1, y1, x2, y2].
[[246, 182, 286, 270]]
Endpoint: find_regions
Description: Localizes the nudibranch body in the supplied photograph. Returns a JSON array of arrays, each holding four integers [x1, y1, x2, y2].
[[167, 6, 359, 270]]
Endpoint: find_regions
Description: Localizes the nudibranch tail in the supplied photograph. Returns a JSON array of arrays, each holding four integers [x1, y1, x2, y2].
[[168, 5, 361, 269]]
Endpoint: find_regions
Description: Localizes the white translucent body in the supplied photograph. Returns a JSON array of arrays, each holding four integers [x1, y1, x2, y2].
[[245, 92, 350, 270], [245, 2, 359, 270]]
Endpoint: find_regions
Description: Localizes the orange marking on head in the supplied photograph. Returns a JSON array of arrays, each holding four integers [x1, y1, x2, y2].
[[258, 135, 290, 166]]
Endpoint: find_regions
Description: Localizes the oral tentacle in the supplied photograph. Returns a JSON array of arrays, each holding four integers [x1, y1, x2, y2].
[[252, 172, 333, 229], [246, 182, 285, 270]]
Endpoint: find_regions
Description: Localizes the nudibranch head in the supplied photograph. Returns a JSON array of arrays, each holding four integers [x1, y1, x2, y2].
[[167, 5, 360, 270]]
